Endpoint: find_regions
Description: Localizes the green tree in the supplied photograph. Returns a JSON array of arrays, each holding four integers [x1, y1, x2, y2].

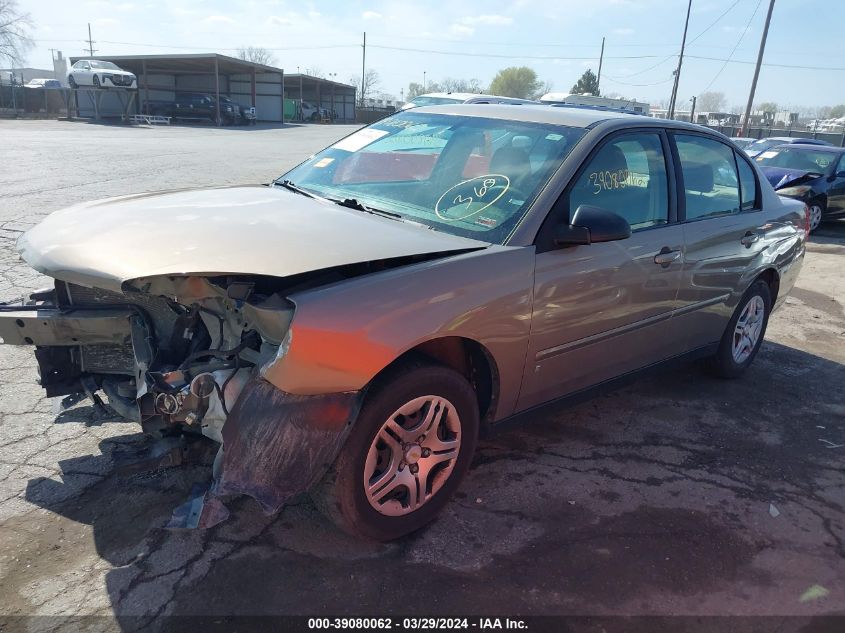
[[756, 101, 778, 113], [570, 69, 599, 96], [829, 104, 845, 118], [489, 66, 541, 99]]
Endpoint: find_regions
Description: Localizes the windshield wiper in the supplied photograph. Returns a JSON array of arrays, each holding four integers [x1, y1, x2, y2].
[[275, 179, 319, 199], [332, 197, 404, 220]]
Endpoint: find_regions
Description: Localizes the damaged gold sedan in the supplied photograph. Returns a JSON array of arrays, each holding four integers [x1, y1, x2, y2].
[[0, 106, 807, 539]]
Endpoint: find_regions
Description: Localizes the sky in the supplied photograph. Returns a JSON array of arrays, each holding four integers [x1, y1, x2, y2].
[[19, 0, 845, 111]]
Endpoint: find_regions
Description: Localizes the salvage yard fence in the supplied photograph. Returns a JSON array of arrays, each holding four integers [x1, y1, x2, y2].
[[0, 83, 69, 117], [703, 123, 845, 147]]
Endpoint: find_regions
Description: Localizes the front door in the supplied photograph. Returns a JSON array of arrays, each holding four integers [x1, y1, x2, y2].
[[826, 153, 845, 215], [518, 130, 686, 410]]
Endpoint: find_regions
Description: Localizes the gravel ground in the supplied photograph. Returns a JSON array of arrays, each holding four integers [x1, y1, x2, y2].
[[0, 120, 843, 630]]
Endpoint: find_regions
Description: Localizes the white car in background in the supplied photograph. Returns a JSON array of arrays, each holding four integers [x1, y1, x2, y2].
[[68, 60, 137, 89], [401, 92, 536, 110]]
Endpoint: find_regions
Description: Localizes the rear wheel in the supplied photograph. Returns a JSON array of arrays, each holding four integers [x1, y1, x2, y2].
[[708, 279, 772, 378], [314, 363, 479, 541], [68, 75, 77, 89]]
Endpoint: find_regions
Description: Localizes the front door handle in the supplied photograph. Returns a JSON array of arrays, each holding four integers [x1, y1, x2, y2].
[[740, 231, 760, 247], [654, 247, 681, 267]]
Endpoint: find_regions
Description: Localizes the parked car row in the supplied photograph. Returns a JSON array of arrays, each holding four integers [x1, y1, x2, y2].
[[728, 135, 841, 231], [145, 93, 256, 126]]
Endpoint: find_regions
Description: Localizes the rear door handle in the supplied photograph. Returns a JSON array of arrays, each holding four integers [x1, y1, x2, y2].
[[654, 247, 681, 267], [740, 231, 760, 247]]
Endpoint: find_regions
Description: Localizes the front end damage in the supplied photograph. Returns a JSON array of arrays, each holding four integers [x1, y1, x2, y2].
[[0, 274, 361, 528]]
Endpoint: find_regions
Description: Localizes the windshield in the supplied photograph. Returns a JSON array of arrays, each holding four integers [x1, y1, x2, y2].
[[410, 96, 466, 107], [277, 111, 586, 244], [90, 61, 121, 70], [754, 147, 837, 172]]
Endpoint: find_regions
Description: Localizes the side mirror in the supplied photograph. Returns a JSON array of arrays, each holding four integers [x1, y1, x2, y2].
[[553, 205, 632, 246], [837, 171, 845, 178]]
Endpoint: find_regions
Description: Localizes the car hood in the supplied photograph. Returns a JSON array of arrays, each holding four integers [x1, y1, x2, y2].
[[759, 166, 822, 190], [17, 185, 488, 292]]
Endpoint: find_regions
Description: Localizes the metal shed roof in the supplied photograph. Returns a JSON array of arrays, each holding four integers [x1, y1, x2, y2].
[[69, 53, 284, 75]]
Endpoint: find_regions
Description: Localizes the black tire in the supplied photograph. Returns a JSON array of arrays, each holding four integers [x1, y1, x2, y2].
[[68, 75, 77, 89], [314, 363, 480, 541], [708, 279, 772, 379]]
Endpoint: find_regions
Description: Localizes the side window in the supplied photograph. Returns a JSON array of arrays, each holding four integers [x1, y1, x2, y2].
[[735, 153, 758, 211], [675, 134, 740, 221], [837, 154, 845, 175], [568, 132, 669, 230]]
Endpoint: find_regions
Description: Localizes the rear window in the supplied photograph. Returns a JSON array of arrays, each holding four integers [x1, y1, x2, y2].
[[410, 96, 465, 107], [675, 134, 741, 221]]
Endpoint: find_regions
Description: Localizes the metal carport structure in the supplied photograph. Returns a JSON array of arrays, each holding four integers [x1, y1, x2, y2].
[[69, 53, 287, 124], [283, 74, 357, 122]]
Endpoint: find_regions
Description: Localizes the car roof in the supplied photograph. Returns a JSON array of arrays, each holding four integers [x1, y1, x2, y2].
[[408, 103, 703, 129], [770, 143, 845, 153], [761, 136, 821, 142], [413, 92, 482, 100]]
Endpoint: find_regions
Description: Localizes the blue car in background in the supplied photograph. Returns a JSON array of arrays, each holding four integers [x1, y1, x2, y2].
[[754, 143, 845, 232], [744, 136, 832, 158]]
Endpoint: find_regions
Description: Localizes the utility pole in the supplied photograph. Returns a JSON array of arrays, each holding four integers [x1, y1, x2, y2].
[[360, 31, 366, 107], [741, 0, 776, 136], [423, 71, 426, 92], [596, 36, 605, 96], [85, 23, 96, 56], [689, 95, 696, 123], [668, 0, 692, 120]]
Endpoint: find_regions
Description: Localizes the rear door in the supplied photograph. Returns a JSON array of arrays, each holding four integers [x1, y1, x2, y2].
[[518, 129, 686, 410], [670, 132, 768, 348]]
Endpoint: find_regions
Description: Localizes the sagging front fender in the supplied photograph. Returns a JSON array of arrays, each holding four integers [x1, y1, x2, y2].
[[179, 376, 363, 528]]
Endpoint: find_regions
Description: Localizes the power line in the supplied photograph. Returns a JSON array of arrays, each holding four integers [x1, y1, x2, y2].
[[615, 0, 744, 82], [603, 74, 675, 87], [700, 0, 764, 93], [686, 0, 745, 47], [686, 54, 845, 71], [367, 44, 661, 60]]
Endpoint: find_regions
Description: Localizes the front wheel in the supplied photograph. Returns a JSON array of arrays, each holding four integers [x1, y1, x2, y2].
[[708, 279, 772, 378], [92, 75, 101, 88], [808, 200, 825, 233], [314, 364, 480, 541]]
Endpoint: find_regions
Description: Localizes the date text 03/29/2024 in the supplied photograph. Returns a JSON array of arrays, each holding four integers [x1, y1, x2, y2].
[[307, 618, 528, 630]]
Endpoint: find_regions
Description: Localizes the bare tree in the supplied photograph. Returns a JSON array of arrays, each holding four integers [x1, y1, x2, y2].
[[236, 46, 277, 66], [441, 77, 484, 94], [304, 66, 325, 79], [696, 91, 727, 112], [350, 68, 380, 106], [0, 0, 33, 66]]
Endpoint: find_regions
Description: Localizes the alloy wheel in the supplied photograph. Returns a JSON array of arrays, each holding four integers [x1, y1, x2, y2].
[[364, 395, 461, 516], [808, 205, 823, 232], [732, 295, 766, 364]]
